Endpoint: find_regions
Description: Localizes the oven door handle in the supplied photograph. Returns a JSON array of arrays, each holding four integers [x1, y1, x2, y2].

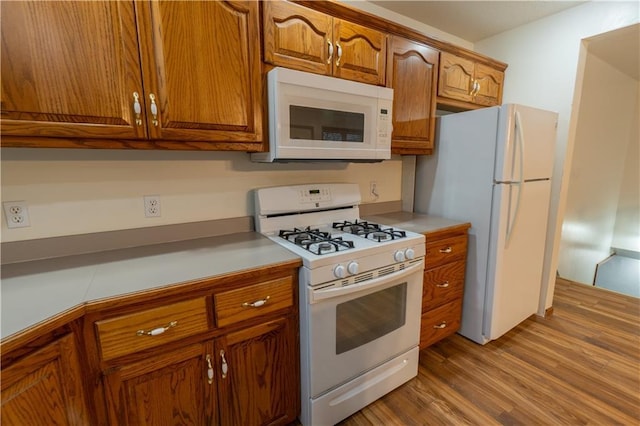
[[310, 259, 424, 303]]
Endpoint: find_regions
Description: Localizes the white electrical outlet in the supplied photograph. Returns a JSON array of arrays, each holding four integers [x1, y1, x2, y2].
[[369, 181, 379, 200], [3, 201, 31, 228], [144, 195, 161, 218]]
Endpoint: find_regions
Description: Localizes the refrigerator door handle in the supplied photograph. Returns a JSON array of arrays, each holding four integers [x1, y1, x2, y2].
[[505, 112, 526, 245]]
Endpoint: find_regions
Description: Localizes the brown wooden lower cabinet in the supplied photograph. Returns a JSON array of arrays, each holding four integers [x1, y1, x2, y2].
[[420, 223, 470, 349], [1, 334, 90, 425], [95, 274, 299, 426], [103, 342, 214, 425], [216, 317, 298, 426], [0, 263, 301, 426]]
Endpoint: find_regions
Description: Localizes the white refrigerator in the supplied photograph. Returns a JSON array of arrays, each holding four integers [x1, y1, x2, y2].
[[415, 104, 558, 344]]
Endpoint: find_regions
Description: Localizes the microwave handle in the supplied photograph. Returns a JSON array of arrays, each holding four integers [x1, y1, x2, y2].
[[309, 259, 424, 303]]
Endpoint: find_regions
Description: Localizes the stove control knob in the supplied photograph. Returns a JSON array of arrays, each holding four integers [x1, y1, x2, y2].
[[347, 261, 359, 275], [394, 250, 406, 262], [334, 264, 347, 279], [405, 248, 415, 260]]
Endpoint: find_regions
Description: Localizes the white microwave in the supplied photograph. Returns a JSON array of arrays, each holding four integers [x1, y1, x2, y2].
[[251, 67, 393, 162]]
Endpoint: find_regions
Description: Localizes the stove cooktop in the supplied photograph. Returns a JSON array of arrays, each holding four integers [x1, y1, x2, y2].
[[278, 221, 413, 256]]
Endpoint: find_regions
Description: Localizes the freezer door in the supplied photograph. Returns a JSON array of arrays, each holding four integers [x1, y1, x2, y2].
[[495, 104, 558, 182], [484, 179, 552, 340]]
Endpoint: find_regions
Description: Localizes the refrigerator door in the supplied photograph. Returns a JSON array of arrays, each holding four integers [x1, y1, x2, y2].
[[495, 104, 558, 182], [484, 179, 552, 340], [414, 107, 500, 344]]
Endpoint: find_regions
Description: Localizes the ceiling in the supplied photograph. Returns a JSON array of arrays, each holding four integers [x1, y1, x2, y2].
[[369, 1, 586, 42]]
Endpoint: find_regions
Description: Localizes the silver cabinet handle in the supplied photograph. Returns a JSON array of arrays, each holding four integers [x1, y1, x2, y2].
[[220, 350, 228, 379], [136, 320, 177, 336], [206, 354, 214, 385], [149, 93, 159, 126], [335, 42, 342, 67], [471, 80, 480, 96], [433, 322, 447, 329], [439, 247, 453, 254], [132, 92, 142, 126], [242, 295, 270, 308], [327, 39, 334, 65], [436, 281, 450, 288]]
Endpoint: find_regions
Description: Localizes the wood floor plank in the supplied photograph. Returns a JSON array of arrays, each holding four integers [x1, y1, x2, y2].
[[334, 278, 640, 426]]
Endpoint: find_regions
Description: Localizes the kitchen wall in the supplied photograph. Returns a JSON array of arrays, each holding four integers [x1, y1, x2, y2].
[[558, 50, 639, 284], [612, 85, 640, 252], [0, 149, 402, 242], [474, 1, 639, 312]]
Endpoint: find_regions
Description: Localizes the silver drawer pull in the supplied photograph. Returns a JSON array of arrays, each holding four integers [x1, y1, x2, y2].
[[436, 281, 450, 288], [433, 322, 447, 329], [136, 320, 177, 336], [439, 247, 453, 254], [220, 350, 228, 379], [242, 296, 270, 308], [206, 354, 214, 385]]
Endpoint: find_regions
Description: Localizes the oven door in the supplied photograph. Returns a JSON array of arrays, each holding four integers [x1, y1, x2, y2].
[[306, 259, 424, 398]]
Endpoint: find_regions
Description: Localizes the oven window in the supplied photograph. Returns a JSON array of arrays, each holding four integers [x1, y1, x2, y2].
[[289, 105, 364, 142], [335, 283, 407, 355]]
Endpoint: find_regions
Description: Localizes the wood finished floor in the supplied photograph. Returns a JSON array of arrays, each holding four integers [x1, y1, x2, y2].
[[337, 278, 640, 425]]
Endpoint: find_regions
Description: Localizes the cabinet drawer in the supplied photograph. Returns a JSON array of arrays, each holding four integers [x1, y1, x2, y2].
[[425, 234, 467, 269], [423, 260, 465, 310], [214, 276, 293, 328], [96, 297, 209, 361], [419, 299, 462, 349]]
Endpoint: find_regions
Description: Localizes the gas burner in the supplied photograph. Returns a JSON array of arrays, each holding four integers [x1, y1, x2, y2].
[[279, 227, 329, 242], [279, 227, 354, 255], [333, 220, 407, 242], [365, 228, 407, 242], [332, 220, 380, 234]]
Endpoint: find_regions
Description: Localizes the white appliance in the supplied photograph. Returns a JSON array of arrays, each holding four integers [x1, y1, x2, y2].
[[414, 104, 558, 344], [254, 183, 425, 425], [251, 67, 393, 162]]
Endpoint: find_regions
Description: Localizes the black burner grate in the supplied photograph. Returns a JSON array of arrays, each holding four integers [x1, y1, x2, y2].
[[279, 227, 354, 255], [332, 220, 407, 242]]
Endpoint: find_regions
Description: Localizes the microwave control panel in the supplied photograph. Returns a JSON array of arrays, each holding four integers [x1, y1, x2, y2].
[[377, 99, 393, 146], [299, 188, 331, 204]]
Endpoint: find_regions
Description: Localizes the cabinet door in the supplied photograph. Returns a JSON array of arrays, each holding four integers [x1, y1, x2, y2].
[[137, 0, 263, 147], [262, 1, 333, 76], [473, 63, 504, 107], [437, 51, 475, 103], [216, 317, 299, 426], [333, 20, 386, 85], [1, 334, 89, 425], [387, 36, 438, 154], [0, 1, 145, 140], [103, 342, 215, 425]]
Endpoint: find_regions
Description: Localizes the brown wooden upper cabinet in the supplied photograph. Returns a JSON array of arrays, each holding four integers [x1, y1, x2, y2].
[[262, 1, 386, 86], [438, 51, 505, 109], [0, 1, 263, 150], [387, 36, 439, 155]]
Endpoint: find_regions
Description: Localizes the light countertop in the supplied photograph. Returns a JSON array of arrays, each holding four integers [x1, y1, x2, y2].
[[364, 212, 470, 235], [1, 232, 300, 341]]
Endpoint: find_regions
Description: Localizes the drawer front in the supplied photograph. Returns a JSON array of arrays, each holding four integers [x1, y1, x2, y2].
[[423, 260, 465, 310], [96, 297, 209, 361], [214, 276, 293, 328], [425, 234, 467, 269], [419, 299, 462, 349]]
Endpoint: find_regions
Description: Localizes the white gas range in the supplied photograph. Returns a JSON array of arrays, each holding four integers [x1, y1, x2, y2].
[[254, 183, 425, 426]]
